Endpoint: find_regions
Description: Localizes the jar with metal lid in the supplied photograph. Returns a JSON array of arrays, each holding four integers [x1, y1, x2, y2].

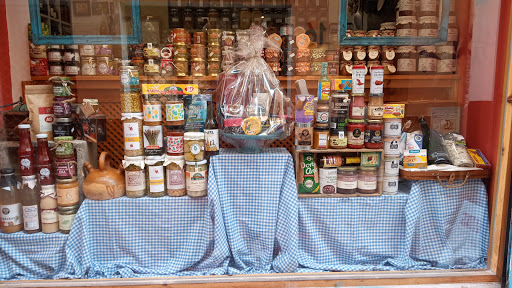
[[56, 177, 79, 206], [380, 22, 396, 37], [367, 30, 381, 37], [186, 160, 208, 197], [53, 118, 75, 137], [397, 0, 415, 16], [418, 46, 437, 73], [381, 46, 396, 61], [382, 60, 397, 74], [172, 28, 189, 44], [182, 10, 194, 30], [94, 45, 112, 57], [48, 45, 63, 62], [58, 205, 78, 234], [330, 111, 348, 131], [166, 129, 184, 156], [174, 60, 189, 76], [122, 113, 144, 157], [313, 127, 330, 149], [165, 95, 184, 126], [295, 122, 313, 150], [63, 45, 79, 62], [384, 155, 400, 176], [347, 119, 365, 149], [120, 66, 140, 87], [143, 43, 160, 59], [53, 96, 73, 118], [337, 167, 358, 194], [436, 45, 457, 74], [315, 100, 330, 128], [54, 136, 74, 159], [208, 61, 221, 76], [330, 91, 350, 111], [64, 62, 80, 76], [191, 59, 206, 77], [49, 62, 64, 76], [122, 156, 146, 198], [143, 124, 164, 156], [166, 155, 186, 197], [121, 88, 142, 113], [145, 155, 166, 197], [353, 46, 367, 61], [330, 127, 347, 149], [396, 16, 418, 37], [358, 167, 378, 194], [173, 44, 188, 61], [418, 16, 438, 37], [79, 45, 95, 57], [55, 156, 77, 179], [349, 94, 365, 119], [364, 120, 384, 149], [368, 93, 384, 119], [340, 46, 353, 62], [144, 59, 160, 76], [396, 46, 418, 74], [80, 57, 96, 75], [143, 94, 162, 123], [184, 132, 205, 161]]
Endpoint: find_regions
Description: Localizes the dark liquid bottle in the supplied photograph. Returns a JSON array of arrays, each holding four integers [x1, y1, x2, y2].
[[204, 101, 219, 163]]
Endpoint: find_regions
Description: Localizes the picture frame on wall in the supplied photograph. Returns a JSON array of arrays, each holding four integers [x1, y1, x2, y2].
[[92, 1, 110, 16], [73, 1, 91, 17]]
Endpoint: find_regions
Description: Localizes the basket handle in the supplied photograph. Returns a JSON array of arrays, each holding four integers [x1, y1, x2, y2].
[[436, 172, 470, 188]]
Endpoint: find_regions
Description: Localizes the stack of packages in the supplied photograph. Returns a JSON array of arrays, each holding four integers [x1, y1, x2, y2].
[[220, 31, 235, 74], [207, 29, 222, 76], [294, 33, 311, 76], [280, 26, 294, 76], [264, 33, 282, 76]]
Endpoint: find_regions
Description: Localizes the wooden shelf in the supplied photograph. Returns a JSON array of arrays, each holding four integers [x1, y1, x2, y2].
[[295, 148, 384, 153]]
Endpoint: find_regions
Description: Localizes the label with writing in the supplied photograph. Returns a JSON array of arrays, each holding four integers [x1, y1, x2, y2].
[[167, 169, 185, 189], [399, 0, 415, 10], [338, 179, 357, 189], [356, 51, 366, 60], [121, 71, 140, 86], [316, 111, 329, 124], [190, 143, 202, 155], [420, 0, 437, 12], [351, 106, 365, 117], [397, 59, 417, 72], [186, 170, 207, 192], [124, 122, 141, 151], [370, 67, 384, 94], [23, 205, 40, 230], [418, 58, 437, 72], [396, 29, 417, 37], [368, 50, 379, 60], [38, 107, 55, 132], [148, 166, 165, 193], [419, 29, 438, 37], [358, 180, 377, 190], [57, 187, 79, 206], [41, 209, 58, 224], [59, 214, 76, 230], [385, 50, 396, 61], [368, 106, 384, 117], [352, 67, 366, 94], [299, 153, 319, 193], [1, 204, 22, 226], [48, 51, 62, 61], [343, 51, 352, 61], [318, 133, 328, 148], [167, 136, 184, 154], [364, 129, 383, 144], [204, 129, 219, 152], [166, 103, 185, 121], [447, 28, 458, 42], [319, 168, 337, 194], [348, 129, 364, 145], [385, 159, 400, 175], [318, 82, 331, 101], [81, 63, 95, 75], [125, 170, 145, 190], [438, 59, 457, 73], [143, 125, 163, 151]]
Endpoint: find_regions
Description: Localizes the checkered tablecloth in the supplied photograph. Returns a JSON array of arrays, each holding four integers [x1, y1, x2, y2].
[[297, 179, 489, 272], [0, 231, 68, 280]]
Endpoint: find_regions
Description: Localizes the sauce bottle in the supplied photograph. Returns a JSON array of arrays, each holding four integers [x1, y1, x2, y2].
[[21, 175, 41, 233], [204, 100, 219, 162], [18, 124, 35, 176], [36, 134, 55, 185]]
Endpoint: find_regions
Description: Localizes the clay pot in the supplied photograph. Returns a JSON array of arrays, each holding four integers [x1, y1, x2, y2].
[[83, 152, 125, 200]]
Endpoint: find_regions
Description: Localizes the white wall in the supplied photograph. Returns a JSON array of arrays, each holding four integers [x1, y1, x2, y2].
[[6, 0, 31, 103]]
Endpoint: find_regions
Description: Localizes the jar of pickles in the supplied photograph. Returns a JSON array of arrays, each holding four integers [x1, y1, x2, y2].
[[121, 88, 142, 113], [186, 160, 208, 197], [145, 155, 166, 197], [184, 132, 205, 161], [123, 156, 146, 198], [166, 155, 186, 197]]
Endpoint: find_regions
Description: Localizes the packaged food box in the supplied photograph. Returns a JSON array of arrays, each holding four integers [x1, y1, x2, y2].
[[383, 104, 405, 118], [467, 149, 491, 169], [141, 84, 199, 95], [403, 149, 428, 169], [361, 152, 381, 167], [298, 153, 320, 193], [330, 79, 353, 91]]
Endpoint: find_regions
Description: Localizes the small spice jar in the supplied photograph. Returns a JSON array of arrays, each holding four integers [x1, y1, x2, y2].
[[53, 118, 75, 137], [436, 45, 457, 74], [123, 156, 146, 198], [347, 119, 365, 149], [184, 132, 205, 161], [358, 167, 378, 194], [143, 94, 163, 123], [186, 160, 208, 197], [122, 113, 144, 157], [121, 88, 142, 113], [349, 94, 366, 119], [174, 60, 189, 76], [353, 46, 367, 61], [418, 45, 437, 73], [295, 122, 313, 150], [315, 100, 330, 128], [337, 167, 358, 194], [58, 205, 78, 234], [191, 59, 207, 76], [368, 93, 384, 119], [364, 120, 384, 149], [313, 127, 330, 150], [145, 155, 166, 197], [96, 57, 113, 75], [380, 22, 396, 37], [166, 129, 185, 156], [56, 177, 79, 207], [166, 155, 186, 197], [143, 124, 164, 156], [55, 157, 77, 179], [165, 95, 185, 126], [396, 46, 418, 74], [396, 16, 418, 37], [418, 16, 438, 37], [330, 127, 347, 149]]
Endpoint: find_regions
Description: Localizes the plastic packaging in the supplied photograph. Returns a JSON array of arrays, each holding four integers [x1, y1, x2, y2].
[[443, 133, 474, 167]]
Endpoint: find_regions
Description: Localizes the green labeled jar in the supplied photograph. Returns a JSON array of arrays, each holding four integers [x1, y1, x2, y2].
[[54, 136, 74, 159]]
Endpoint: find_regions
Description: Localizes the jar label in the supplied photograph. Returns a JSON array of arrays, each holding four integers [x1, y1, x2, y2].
[[167, 169, 185, 189], [124, 122, 142, 151], [384, 120, 402, 136], [385, 159, 400, 175], [190, 143, 202, 155], [316, 111, 329, 124], [447, 28, 458, 42], [348, 129, 364, 145], [57, 186, 79, 206], [368, 50, 379, 60], [144, 104, 163, 122], [125, 170, 145, 191], [396, 29, 417, 37], [1, 204, 22, 226], [368, 106, 384, 117], [383, 177, 399, 192], [166, 103, 185, 121], [81, 63, 96, 75], [41, 209, 58, 224], [65, 65, 80, 75], [48, 51, 62, 61], [148, 166, 165, 193], [351, 106, 365, 117], [167, 136, 184, 154], [143, 125, 164, 151], [343, 51, 352, 61], [318, 133, 328, 148], [352, 67, 365, 94], [330, 134, 347, 148], [23, 205, 40, 230], [358, 180, 377, 190], [186, 170, 207, 192], [385, 50, 396, 60], [370, 67, 384, 94], [53, 102, 72, 117], [418, 58, 437, 72], [337, 180, 357, 189], [420, 0, 437, 12], [80, 45, 95, 55], [56, 161, 77, 177], [63, 52, 77, 62], [59, 214, 76, 231], [120, 71, 140, 86], [319, 168, 337, 194], [97, 62, 110, 74], [438, 59, 457, 73], [356, 51, 366, 61], [419, 29, 438, 37], [364, 129, 383, 144], [384, 139, 401, 155], [397, 58, 417, 72], [398, 0, 415, 10], [50, 65, 63, 75], [204, 129, 220, 152]]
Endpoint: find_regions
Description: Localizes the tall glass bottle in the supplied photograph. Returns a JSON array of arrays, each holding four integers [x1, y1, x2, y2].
[[18, 124, 35, 176], [317, 62, 331, 101], [21, 175, 41, 233], [204, 101, 219, 162], [36, 134, 55, 185], [0, 168, 23, 233]]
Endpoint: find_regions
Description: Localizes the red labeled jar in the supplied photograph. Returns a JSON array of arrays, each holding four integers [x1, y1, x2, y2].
[[364, 120, 383, 149], [166, 129, 184, 156], [347, 119, 365, 149], [349, 94, 366, 119], [55, 157, 77, 179]]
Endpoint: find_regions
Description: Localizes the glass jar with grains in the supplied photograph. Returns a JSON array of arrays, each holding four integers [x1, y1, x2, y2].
[[184, 132, 205, 161], [186, 160, 208, 197], [122, 113, 144, 157], [121, 88, 142, 113], [122, 156, 146, 198], [166, 155, 186, 197]]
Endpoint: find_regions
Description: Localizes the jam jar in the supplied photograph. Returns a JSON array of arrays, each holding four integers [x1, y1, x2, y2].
[[382, 60, 397, 74], [397, 0, 415, 16], [340, 46, 353, 62], [380, 22, 396, 37], [367, 46, 381, 61], [418, 46, 437, 73], [337, 167, 358, 194], [381, 46, 396, 61], [53, 118, 75, 137], [418, 16, 438, 37], [330, 127, 347, 149], [364, 120, 384, 149], [419, 0, 437, 17], [396, 16, 418, 37], [396, 46, 418, 74], [447, 15, 459, 42], [436, 45, 457, 74], [358, 167, 378, 194], [340, 61, 353, 76], [353, 46, 367, 61], [347, 119, 365, 149]]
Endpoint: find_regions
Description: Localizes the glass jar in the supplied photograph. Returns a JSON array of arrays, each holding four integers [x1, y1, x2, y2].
[[194, 31, 207, 45], [143, 124, 164, 156], [337, 167, 358, 194], [358, 167, 378, 194], [166, 129, 185, 156], [384, 155, 400, 176], [123, 156, 146, 198], [340, 61, 353, 76], [166, 155, 186, 197], [347, 119, 365, 149], [49, 61, 64, 76], [447, 16, 458, 42], [53, 118, 75, 137], [55, 156, 77, 180], [419, 0, 437, 16], [381, 46, 396, 61], [380, 22, 396, 37], [349, 94, 365, 119], [191, 59, 207, 77], [174, 60, 189, 76], [396, 16, 418, 37], [330, 127, 347, 149], [183, 10, 194, 30], [165, 95, 185, 126], [384, 137, 402, 155], [56, 177, 79, 206], [367, 30, 381, 37], [353, 46, 367, 61], [53, 96, 73, 118], [160, 59, 174, 76], [396, 46, 418, 74], [364, 120, 384, 149], [367, 46, 381, 61], [47, 45, 63, 62], [143, 94, 163, 123], [295, 122, 313, 150], [296, 48, 311, 62], [79, 45, 95, 57], [208, 45, 222, 61], [190, 44, 206, 60], [122, 113, 144, 157], [418, 46, 437, 73], [63, 45, 78, 62], [397, 0, 415, 16], [184, 132, 205, 161], [340, 46, 353, 62], [95, 45, 113, 57], [145, 155, 166, 197], [330, 111, 349, 130], [384, 118, 403, 137], [208, 60, 221, 76], [40, 184, 58, 233], [144, 59, 160, 76], [64, 62, 80, 76], [121, 88, 142, 113], [143, 43, 160, 59], [368, 93, 384, 119], [316, 100, 330, 128], [437, 45, 457, 74], [313, 127, 330, 150], [54, 136, 74, 159], [130, 44, 144, 59], [186, 160, 208, 197], [240, 8, 252, 30], [174, 44, 188, 60], [418, 16, 438, 37], [58, 205, 78, 234], [96, 57, 113, 75]]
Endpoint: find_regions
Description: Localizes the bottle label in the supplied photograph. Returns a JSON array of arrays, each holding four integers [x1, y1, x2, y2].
[[59, 214, 76, 231], [57, 187, 79, 206], [186, 170, 207, 192], [41, 209, 58, 224], [143, 104, 162, 121], [351, 106, 365, 117], [19, 155, 33, 174], [316, 111, 329, 124], [204, 129, 220, 152], [148, 166, 165, 193], [167, 136, 184, 154], [1, 204, 22, 226], [124, 122, 141, 151], [23, 205, 40, 230], [143, 125, 164, 151], [38, 107, 55, 132], [167, 169, 185, 189], [125, 170, 145, 191], [38, 164, 53, 183], [397, 58, 417, 72], [337, 180, 357, 189], [318, 82, 330, 101], [166, 103, 185, 121]]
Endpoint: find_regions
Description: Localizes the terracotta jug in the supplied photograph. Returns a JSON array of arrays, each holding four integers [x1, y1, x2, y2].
[[83, 152, 125, 200]]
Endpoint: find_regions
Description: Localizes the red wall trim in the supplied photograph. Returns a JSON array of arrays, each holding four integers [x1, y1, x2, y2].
[[0, 0, 12, 109]]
